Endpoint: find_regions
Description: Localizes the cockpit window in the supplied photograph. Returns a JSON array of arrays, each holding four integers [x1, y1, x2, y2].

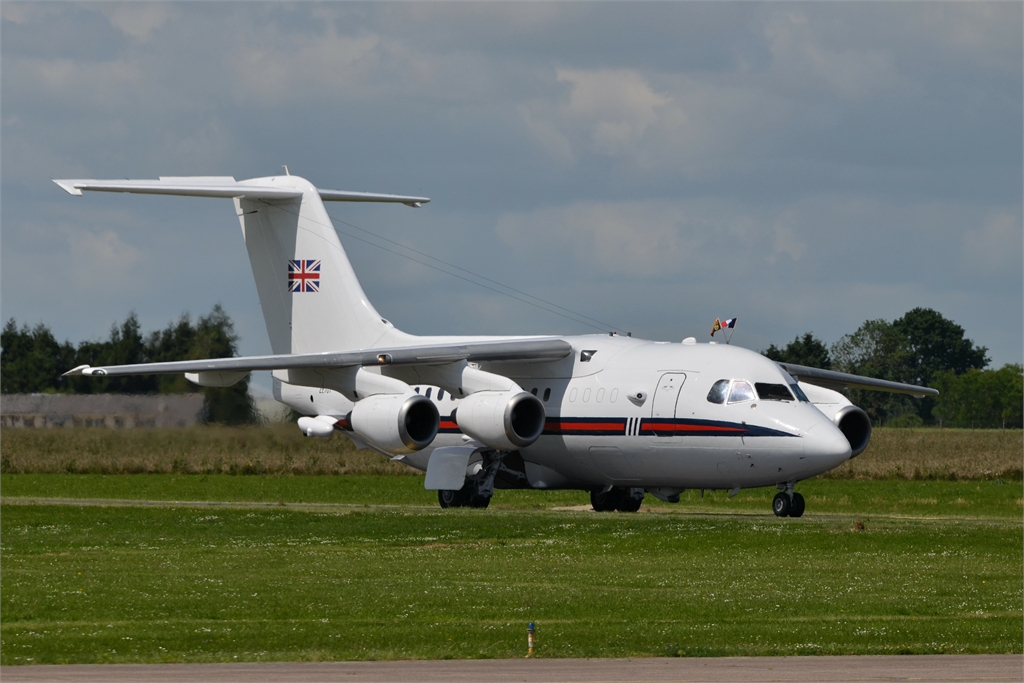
[[707, 379, 729, 404], [755, 383, 794, 401], [727, 381, 756, 404], [790, 383, 809, 402]]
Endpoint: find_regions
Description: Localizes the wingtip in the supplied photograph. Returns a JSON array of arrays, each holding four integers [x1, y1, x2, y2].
[[53, 179, 83, 196], [63, 364, 91, 376]]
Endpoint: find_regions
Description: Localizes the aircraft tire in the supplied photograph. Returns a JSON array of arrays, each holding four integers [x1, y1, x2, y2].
[[789, 492, 805, 518], [590, 488, 618, 512], [616, 488, 644, 513], [468, 493, 492, 509], [772, 492, 791, 517], [439, 488, 470, 508]]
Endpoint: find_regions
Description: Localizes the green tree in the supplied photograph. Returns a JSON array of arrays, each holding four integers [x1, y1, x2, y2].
[[830, 309, 989, 426], [1, 320, 76, 393], [763, 333, 832, 369], [189, 305, 260, 426], [69, 314, 159, 395], [934, 365, 1023, 429], [891, 308, 989, 387], [829, 319, 916, 425], [2, 306, 259, 425]]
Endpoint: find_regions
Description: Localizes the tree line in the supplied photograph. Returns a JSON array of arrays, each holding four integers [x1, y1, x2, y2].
[[1, 306, 258, 425], [763, 307, 1022, 428]]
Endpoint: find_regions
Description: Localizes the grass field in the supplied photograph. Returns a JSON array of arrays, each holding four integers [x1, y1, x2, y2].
[[2, 424, 1021, 480], [2, 476, 1021, 664]]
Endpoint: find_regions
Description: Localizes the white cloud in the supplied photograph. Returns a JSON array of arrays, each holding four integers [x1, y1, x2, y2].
[[762, 9, 901, 101], [556, 69, 671, 156], [62, 227, 143, 289], [102, 4, 176, 42]]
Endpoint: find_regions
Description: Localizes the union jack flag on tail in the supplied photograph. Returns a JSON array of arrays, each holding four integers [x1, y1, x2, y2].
[[288, 259, 321, 293]]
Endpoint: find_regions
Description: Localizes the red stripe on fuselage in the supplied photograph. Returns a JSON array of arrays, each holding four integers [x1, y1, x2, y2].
[[546, 420, 625, 432]]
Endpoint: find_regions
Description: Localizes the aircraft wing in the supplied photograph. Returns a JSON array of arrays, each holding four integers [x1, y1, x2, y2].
[[775, 362, 938, 397], [63, 338, 573, 378]]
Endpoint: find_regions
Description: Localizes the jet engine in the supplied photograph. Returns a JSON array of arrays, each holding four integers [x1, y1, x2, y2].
[[452, 390, 545, 451], [832, 404, 872, 458], [349, 393, 439, 454], [799, 383, 872, 458]]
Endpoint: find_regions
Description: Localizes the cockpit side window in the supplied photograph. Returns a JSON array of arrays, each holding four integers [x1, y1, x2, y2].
[[707, 379, 729, 404], [790, 383, 810, 402], [755, 383, 794, 401], [727, 381, 756, 404]]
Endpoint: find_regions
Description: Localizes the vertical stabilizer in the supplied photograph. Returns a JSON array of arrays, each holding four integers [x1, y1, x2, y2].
[[234, 176, 389, 354], [54, 173, 429, 355]]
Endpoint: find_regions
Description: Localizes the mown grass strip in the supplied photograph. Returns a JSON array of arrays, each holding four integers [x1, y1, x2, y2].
[[2, 496, 1021, 664], [3, 475, 1021, 519]]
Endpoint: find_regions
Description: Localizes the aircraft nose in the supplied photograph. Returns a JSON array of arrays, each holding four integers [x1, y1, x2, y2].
[[804, 421, 852, 466]]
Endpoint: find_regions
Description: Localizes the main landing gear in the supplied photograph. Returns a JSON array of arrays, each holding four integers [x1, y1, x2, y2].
[[438, 450, 520, 509], [591, 486, 645, 513], [772, 482, 805, 518]]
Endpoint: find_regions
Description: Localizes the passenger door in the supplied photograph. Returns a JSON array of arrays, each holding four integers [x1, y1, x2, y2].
[[651, 373, 687, 420]]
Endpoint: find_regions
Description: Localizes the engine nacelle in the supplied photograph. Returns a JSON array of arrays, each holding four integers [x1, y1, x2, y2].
[[452, 390, 545, 451], [349, 393, 439, 454], [799, 383, 872, 458], [833, 404, 872, 457]]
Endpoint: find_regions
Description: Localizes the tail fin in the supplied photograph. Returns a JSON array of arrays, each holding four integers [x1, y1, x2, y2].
[[55, 175, 429, 354]]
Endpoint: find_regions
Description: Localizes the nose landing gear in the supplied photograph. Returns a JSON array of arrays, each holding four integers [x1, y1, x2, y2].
[[772, 482, 805, 518]]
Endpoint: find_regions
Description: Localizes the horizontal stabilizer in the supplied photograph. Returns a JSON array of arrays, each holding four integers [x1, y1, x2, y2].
[[53, 177, 302, 200], [54, 176, 429, 206], [777, 362, 938, 397], [62, 338, 573, 378]]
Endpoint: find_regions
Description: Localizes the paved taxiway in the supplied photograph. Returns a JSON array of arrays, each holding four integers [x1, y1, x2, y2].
[[3, 655, 1021, 682]]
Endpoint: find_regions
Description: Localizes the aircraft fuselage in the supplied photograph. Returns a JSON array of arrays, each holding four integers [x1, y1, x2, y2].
[[277, 332, 852, 493]]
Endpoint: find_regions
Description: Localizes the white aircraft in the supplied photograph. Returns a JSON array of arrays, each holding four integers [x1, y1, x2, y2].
[[56, 174, 936, 517]]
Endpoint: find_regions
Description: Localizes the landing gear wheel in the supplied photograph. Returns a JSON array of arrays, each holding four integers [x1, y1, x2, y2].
[[439, 483, 492, 509], [468, 493, 491, 509], [789, 492, 805, 518], [772, 492, 791, 517], [590, 488, 617, 512], [616, 488, 644, 513], [438, 488, 468, 508]]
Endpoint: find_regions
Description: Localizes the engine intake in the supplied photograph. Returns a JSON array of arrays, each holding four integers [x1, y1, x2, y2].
[[452, 390, 545, 451], [833, 404, 872, 457], [349, 393, 439, 454]]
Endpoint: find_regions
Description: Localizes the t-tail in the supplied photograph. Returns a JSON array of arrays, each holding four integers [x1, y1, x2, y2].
[[54, 175, 429, 354]]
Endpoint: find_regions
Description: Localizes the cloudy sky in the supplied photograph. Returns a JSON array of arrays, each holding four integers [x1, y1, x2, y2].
[[2, 2, 1021, 390]]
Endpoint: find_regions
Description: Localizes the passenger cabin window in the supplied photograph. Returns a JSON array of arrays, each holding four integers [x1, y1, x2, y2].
[[790, 383, 810, 402], [727, 381, 756, 404], [543, 388, 551, 402], [707, 379, 729, 404], [438, 389, 445, 401], [531, 388, 538, 396], [754, 383, 794, 401], [425, 388, 432, 399]]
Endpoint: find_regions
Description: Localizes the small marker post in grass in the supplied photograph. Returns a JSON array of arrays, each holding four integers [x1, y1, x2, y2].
[[526, 621, 535, 658]]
